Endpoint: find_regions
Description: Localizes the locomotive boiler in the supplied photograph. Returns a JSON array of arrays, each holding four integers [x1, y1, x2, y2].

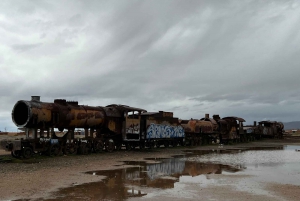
[[180, 114, 219, 145]]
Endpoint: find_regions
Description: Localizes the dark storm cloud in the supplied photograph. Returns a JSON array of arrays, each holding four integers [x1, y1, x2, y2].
[[0, 0, 300, 130]]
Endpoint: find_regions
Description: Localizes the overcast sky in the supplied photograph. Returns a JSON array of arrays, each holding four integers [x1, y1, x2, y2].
[[1, 0, 300, 131]]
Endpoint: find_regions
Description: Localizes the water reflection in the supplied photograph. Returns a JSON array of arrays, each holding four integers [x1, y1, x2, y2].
[[39, 167, 147, 201], [21, 145, 300, 201], [35, 157, 244, 200]]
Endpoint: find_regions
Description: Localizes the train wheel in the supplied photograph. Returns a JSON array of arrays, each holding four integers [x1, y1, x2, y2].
[[154, 141, 160, 148], [22, 147, 33, 159], [85, 143, 92, 154], [171, 140, 177, 147], [115, 141, 122, 151], [126, 143, 132, 151], [148, 141, 154, 149], [79, 142, 92, 155], [194, 138, 198, 146], [191, 139, 195, 146], [78, 143, 86, 154], [139, 142, 145, 150], [106, 139, 114, 152], [65, 143, 77, 155], [164, 141, 169, 148], [11, 150, 21, 158], [198, 137, 202, 146], [94, 141, 104, 153], [48, 145, 60, 156]]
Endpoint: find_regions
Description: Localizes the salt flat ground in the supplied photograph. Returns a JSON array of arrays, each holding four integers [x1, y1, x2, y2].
[[0, 138, 299, 201]]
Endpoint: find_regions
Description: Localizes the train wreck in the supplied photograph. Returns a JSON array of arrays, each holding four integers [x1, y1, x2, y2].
[[0, 96, 285, 159]]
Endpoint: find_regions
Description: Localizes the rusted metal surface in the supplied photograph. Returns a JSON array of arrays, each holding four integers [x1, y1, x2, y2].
[[0, 140, 21, 151], [181, 113, 246, 145], [257, 121, 284, 138], [217, 119, 230, 135], [5, 95, 288, 159], [200, 117, 218, 131], [210, 116, 245, 143], [220, 117, 239, 141], [12, 97, 106, 130], [143, 111, 179, 126], [8, 97, 139, 156], [106, 104, 146, 113], [179, 118, 215, 145], [222, 116, 245, 122], [180, 119, 214, 133]]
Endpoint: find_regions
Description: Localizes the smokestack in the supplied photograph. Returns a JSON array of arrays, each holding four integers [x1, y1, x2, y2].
[[205, 114, 209, 119], [31, 96, 40, 102], [213, 114, 220, 120], [254, 121, 257, 126]]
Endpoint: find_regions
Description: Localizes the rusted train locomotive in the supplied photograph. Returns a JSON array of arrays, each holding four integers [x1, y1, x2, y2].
[[0, 96, 284, 159], [180, 115, 247, 145], [257, 121, 284, 138], [2, 96, 185, 158]]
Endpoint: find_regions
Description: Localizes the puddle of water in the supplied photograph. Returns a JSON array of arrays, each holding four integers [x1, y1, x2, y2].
[[16, 145, 300, 201]]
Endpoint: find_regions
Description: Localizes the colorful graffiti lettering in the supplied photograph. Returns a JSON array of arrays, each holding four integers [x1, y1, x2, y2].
[[146, 123, 185, 139]]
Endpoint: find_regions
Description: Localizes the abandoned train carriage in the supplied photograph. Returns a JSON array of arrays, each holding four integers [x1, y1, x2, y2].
[[180, 114, 219, 146], [141, 111, 185, 148], [257, 121, 284, 139], [0, 96, 285, 159], [113, 107, 185, 150], [220, 116, 246, 143]]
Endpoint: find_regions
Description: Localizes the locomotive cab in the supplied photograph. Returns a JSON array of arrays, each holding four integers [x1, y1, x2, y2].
[[257, 121, 284, 139], [124, 110, 143, 140]]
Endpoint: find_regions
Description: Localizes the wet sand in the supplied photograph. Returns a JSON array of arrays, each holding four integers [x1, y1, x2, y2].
[[0, 138, 300, 201]]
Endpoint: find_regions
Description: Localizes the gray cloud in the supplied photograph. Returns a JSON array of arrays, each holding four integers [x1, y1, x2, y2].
[[0, 0, 300, 131], [11, 43, 43, 52]]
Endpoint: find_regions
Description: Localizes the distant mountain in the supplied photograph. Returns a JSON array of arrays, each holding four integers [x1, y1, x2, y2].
[[283, 121, 300, 130]]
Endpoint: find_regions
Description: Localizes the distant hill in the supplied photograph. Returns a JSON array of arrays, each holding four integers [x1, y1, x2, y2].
[[283, 121, 300, 130]]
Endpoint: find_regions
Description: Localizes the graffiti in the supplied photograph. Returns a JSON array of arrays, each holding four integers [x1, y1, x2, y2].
[[39, 138, 51, 143], [126, 124, 140, 134], [146, 123, 185, 139], [50, 139, 59, 145], [146, 158, 185, 180], [263, 127, 268, 135]]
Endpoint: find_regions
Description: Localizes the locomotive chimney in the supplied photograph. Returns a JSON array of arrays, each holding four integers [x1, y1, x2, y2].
[[205, 114, 209, 119], [31, 96, 40, 102], [213, 114, 220, 120], [254, 121, 257, 126]]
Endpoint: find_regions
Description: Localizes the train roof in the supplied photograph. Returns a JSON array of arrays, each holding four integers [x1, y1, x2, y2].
[[200, 118, 218, 125], [259, 120, 278, 124], [141, 111, 174, 118], [141, 112, 158, 115], [222, 116, 245, 122], [244, 126, 255, 129], [105, 104, 147, 112]]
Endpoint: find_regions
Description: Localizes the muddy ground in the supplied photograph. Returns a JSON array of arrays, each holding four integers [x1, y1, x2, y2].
[[0, 138, 300, 201]]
